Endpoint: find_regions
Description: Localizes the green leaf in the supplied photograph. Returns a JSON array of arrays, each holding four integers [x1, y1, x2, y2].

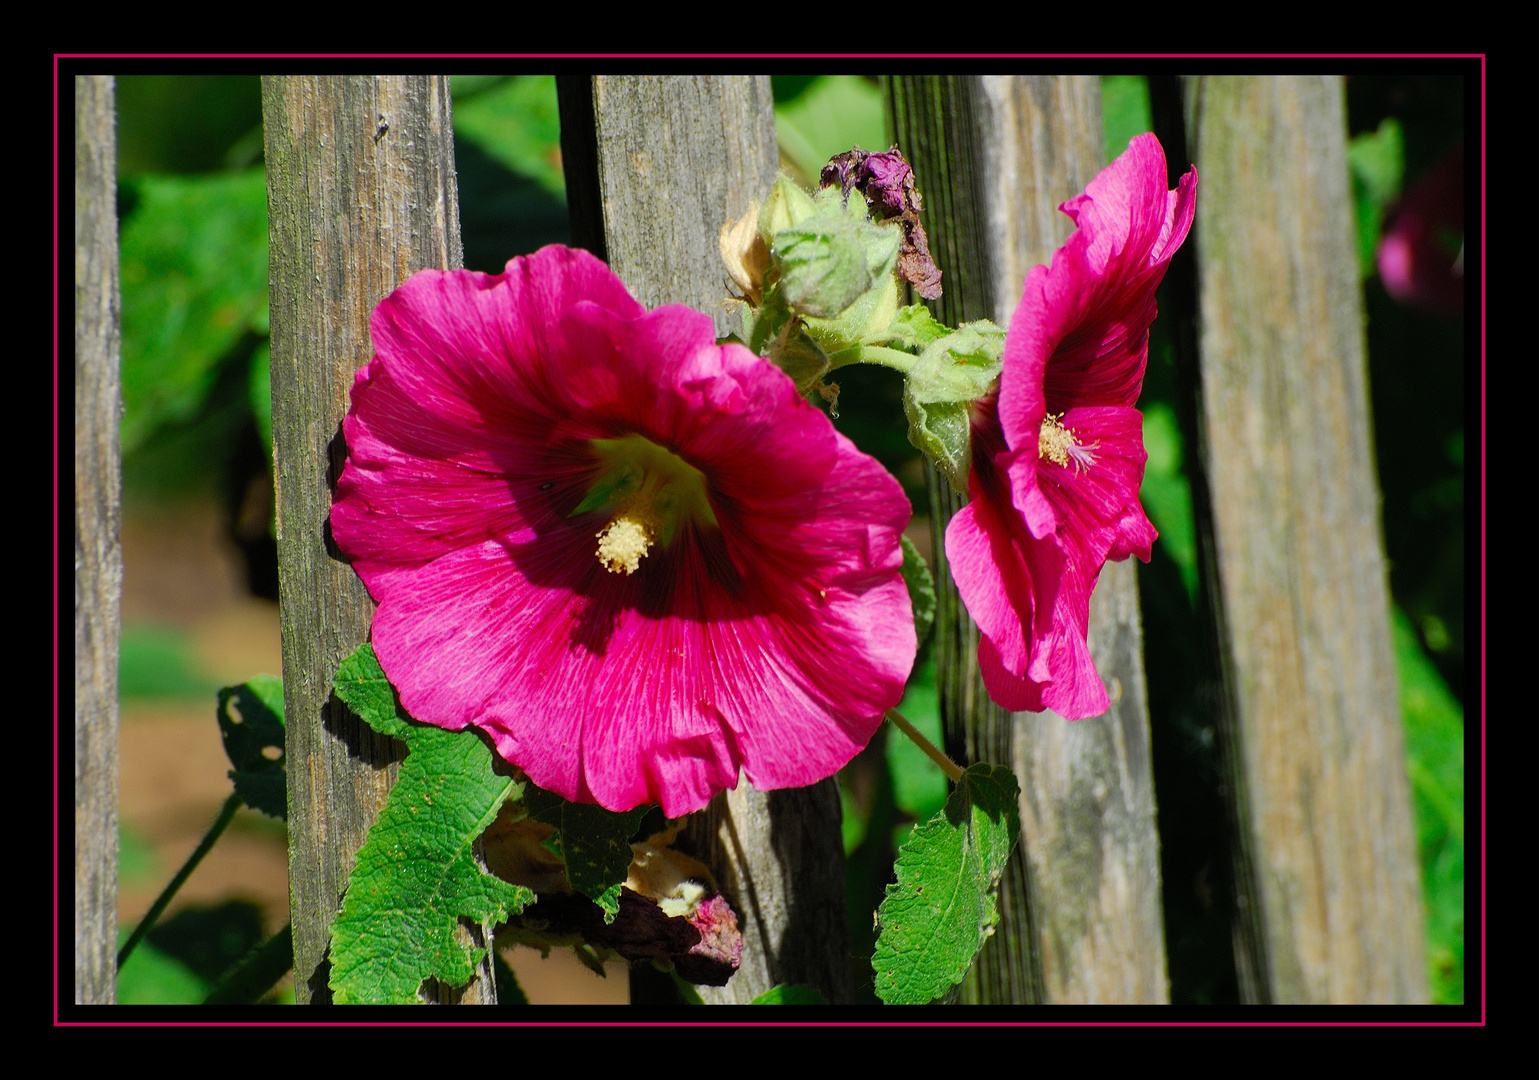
[[510, 781, 649, 921], [216, 675, 287, 820], [493, 949, 529, 1005], [751, 984, 829, 1004], [872, 763, 1021, 1005], [329, 644, 534, 1004], [899, 534, 936, 651], [556, 802, 651, 923], [119, 169, 270, 453], [774, 219, 881, 320]]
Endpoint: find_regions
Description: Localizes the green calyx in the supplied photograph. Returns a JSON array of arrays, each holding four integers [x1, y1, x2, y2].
[[746, 175, 903, 394], [730, 166, 1004, 492]]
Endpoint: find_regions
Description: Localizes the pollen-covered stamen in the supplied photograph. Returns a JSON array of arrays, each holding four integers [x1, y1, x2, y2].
[[596, 499, 663, 575], [1038, 412, 1099, 473]]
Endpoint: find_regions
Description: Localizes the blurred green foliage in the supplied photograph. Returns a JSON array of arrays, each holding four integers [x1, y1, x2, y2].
[[773, 75, 887, 188], [117, 933, 209, 1004], [118, 822, 159, 884], [886, 657, 947, 850], [1348, 118, 1406, 277], [119, 170, 269, 455], [1103, 74, 1155, 160], [1139, 397, 1197, 604], [1393, 607, 1465, 1004], [452, 75, 566, 198], [118, 623, 218, 699]]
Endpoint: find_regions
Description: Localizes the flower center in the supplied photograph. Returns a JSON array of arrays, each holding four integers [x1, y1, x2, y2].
[[1038, 413, 1098, 472], [595, 503, 661, 575], [575, 435, 717, 575]]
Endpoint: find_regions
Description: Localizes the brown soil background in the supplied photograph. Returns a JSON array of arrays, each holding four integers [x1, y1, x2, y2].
[[118, 497, 627, 1004]]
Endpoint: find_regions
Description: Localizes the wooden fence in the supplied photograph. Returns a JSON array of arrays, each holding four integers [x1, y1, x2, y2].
[[73, 72, 1428, 1005]]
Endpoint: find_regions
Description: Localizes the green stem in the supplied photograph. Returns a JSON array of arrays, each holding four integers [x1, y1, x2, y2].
[[826, 343, 918, 374], [203, 922, 294, 1004], [118, 792, 242, 970], [886, 709, 964, 783], [669, 967, 705, 1004]]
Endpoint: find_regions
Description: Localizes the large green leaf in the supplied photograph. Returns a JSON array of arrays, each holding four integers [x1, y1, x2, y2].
[[871, 763, 1021, 1004], [119, 169, 269, 452], [328, 644, 534, 1004]]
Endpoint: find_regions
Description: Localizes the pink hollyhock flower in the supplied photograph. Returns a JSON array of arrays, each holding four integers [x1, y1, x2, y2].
[[332, 245, 915, 816], [945, 134, 1196, 719]]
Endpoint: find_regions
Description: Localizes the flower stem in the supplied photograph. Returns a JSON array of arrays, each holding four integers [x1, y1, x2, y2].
[[826, 344, 917, 374], [117, 792, 242, 970], [885, 709, 963, 783]]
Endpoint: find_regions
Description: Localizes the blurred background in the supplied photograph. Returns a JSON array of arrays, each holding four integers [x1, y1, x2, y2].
[[109, 73, 1466, 1005]]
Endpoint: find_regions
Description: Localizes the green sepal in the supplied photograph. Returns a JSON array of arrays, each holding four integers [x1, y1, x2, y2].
[[758, 172, 819, 236], [899, 319, 1005, 489], [887, 303, 952, 352], [903, 319, 1005, 405], [903, 396, 972, 490], [328, 643, 534, 1004], [216, 675, 287, 820], [773, 218, 883, 320], [871, 763, 1022, 1005], [899, 534, 936, 652]]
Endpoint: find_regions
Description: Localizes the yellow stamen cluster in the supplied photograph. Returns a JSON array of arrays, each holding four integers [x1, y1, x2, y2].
[[1038, 412, 1093, 472], [596, 512, 657, 575]]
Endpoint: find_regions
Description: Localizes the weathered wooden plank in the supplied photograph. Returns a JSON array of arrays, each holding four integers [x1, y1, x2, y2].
[[559, 74, 854, 1004], [891, 73, 1169, 1004], [262, 75, 494, 1004], [1183, 74, 1427, 1003], [74, 73, 122, 1007]]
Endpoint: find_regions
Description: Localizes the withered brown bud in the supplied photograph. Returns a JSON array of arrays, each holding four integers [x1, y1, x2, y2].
[[819, 144, 942, 300]]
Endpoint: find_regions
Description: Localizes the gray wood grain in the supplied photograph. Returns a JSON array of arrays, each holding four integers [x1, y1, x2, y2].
[[561, 74, 854, 1004], [891, 74, 1169, 1003], [74, 73, 122, 1007], [262, 75, 494, 1004], [1183, 75, 1427, 1003]]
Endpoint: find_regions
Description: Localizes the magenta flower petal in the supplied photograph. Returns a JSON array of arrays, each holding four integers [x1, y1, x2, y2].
[[947, 134, 1195, 719], [334, 245, 915, 816]]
